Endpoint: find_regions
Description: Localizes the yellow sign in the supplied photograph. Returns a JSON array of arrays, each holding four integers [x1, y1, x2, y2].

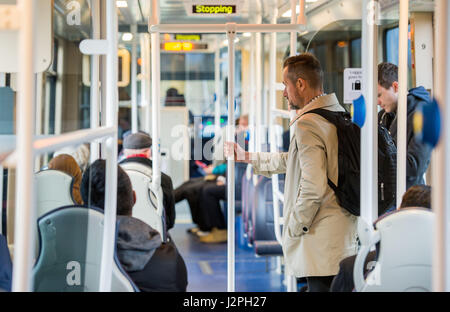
[[175, 34, 201, 41], [192, 5, 236, 14], [163, 42, 193, 51]]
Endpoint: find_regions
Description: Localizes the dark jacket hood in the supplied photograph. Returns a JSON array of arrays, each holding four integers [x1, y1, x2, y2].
[[408, 86, 431, 104], [116, 216, 162, 272]]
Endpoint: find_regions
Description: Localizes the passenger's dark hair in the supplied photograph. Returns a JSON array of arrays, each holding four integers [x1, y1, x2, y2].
[[378, 62, 398, 89], [399, 184, 431, 209], [80, 159, 134, 216], [283, 53, 323, 90]]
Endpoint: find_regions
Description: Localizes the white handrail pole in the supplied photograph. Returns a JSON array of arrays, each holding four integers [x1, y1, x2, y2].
[[268, 10, 283, 245], [99, 0, 118, 292], [246, 33, 256, 180], [131, 24, 138, 133], [432, 0, 450, 292], [360, 0, 379, 224], [150, 24, 304, 34], [255, 31, 262, 153], [290, 0, 297, 57], [90, 0, 100, 162], [226, 25, 236, 293], [12, 0, 36, 292], [144, 33, 151, 134], [396, 0, 408, 208], [214, 39, 221, 141]]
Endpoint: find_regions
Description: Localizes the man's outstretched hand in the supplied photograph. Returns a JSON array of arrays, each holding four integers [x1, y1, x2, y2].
[[224, 142, 250, 163]]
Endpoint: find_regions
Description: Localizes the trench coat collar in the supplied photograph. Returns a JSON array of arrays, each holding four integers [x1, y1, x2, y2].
[[289, 93, 343, 127]]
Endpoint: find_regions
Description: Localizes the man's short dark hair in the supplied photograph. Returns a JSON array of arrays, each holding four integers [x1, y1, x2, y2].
[[399, 184, 431, 209], [378, 62, 398, 89], [283, 53, 323, 90], [80, 159, 134, 216]]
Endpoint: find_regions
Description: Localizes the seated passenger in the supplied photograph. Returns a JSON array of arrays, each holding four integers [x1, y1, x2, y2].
[[80, 159, 188, 292], [330, 184, 431, 292], [119, 132, 176, 231], [174, 115, 248, 237], [47, 154, 83, 205], [197, 176, 227, 243], [0, 234, 12, 292]]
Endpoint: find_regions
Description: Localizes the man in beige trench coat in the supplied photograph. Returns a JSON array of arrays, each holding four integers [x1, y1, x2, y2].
[[226, 53, 358, 292]]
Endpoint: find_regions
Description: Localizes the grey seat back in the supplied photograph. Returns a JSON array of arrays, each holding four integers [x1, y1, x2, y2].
[[33, 205, 139, 292], [35, 170, 76, 217], [34, 170, 76, 261], [354, 208, 433, 292], [120, 162, 164, 237]]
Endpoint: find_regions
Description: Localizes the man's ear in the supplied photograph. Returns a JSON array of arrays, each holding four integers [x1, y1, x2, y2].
[[392, 81, 399, 93], [296, 77, 306, 92], [133, 190, 136, 205]]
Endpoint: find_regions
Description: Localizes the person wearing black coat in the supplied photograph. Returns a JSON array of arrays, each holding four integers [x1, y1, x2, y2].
[[377, 62, 432, 189], [81, 160, 188, 292]]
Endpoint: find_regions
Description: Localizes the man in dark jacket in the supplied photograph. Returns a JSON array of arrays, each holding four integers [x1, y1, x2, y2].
[[377, 62, 432, 188], [119, 132, 176, 230], [81, 160, 188, 292]]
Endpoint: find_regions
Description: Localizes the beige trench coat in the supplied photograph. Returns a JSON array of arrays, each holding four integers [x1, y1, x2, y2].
[[251, 93, 358, 277]]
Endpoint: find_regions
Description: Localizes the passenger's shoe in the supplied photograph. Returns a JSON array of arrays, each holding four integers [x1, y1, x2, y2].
[[187, 227, 200, 235], [199, 228, 227, 243], [195, 230, 211, 237]]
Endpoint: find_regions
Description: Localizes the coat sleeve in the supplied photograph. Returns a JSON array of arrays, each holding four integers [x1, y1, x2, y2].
[[287, 116, 328, 237], [250, 152, 289, 177], [406, 110, 432, 180]]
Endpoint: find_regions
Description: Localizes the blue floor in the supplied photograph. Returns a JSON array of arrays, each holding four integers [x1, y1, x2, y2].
[[170, 215, 286, 292]]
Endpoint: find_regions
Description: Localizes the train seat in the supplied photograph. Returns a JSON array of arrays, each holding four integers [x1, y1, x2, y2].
[[251, 178, 284, 256], [34, 170, 77, 260], [234, 162, 248, 214], [254, 240, 283, 256], [245, 175, 266, 245], [33, 205, 139, 292], [35, 169, 76, 218], [120, 162, 165, 238], [354, 208, 433, 292]]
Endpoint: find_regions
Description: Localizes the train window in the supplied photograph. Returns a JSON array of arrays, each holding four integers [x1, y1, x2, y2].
[[385, 25, 413, 88], [350, 38, 362, 68]]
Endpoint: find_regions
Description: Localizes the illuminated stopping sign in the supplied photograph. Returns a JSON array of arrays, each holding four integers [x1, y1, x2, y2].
[[163, 42, 194, 51], [175, 34, 202, 41], [192, 4, 236, 14]]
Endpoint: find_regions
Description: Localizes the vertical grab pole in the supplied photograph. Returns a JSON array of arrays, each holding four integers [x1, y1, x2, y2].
[[149, 0, 164, 241], [289, 0, 297, 142], [214, 39, 221, 142], [396, 0, 409, 208], [12, 0, 36, 292], [360, 0, 379, 224], [255, 33, 262, 154], [432, 0, 450, 292], [269, 10, 282, 249], [246, 33, 256, 180], [131, 24, 138, 133], [99, 0, 118, 292], [144, 33, 151, 135], [90, 0, 101, 162], [226, 24, 236, 293]]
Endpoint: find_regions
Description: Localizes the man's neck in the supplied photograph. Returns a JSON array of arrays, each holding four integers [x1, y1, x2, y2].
[[304, 89, 325, 107]]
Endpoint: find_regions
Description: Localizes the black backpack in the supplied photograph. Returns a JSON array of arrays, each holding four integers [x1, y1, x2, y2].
[[302, 108, 397, 216]]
